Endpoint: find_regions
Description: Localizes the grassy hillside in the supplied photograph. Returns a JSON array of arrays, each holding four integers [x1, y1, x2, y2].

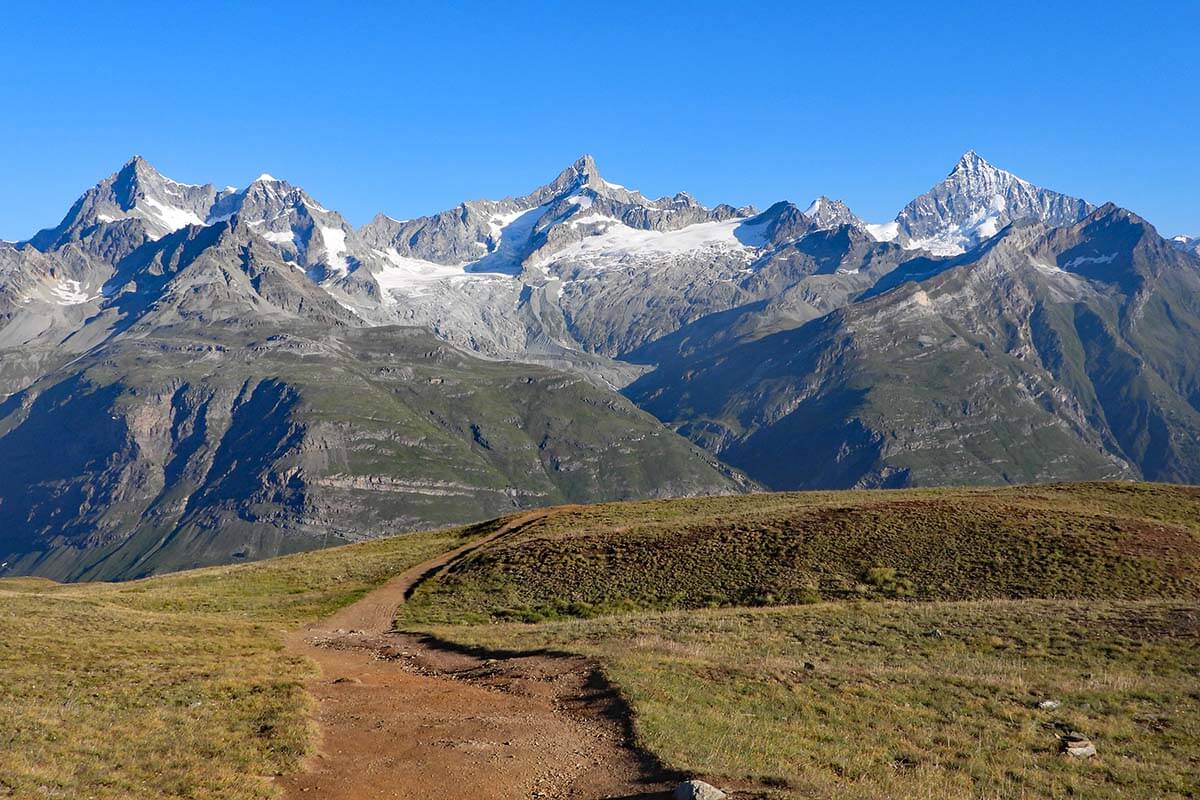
[[2, 483, 1197, 799], [426, 600, 1200, 800], [0, 523, 480, 800], [398, 482, 1200, 624]]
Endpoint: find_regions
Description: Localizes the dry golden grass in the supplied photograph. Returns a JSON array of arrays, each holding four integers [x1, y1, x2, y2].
[[3, 484, 1198, 799], [0, 524, 476, 800], [422, 600, 1200, 799]]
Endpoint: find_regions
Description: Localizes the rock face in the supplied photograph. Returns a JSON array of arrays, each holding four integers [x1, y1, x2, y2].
[[891, 151, 1094, 255], [30, 156, 223, 248], [673, 780, 727, 800], [804, 196, 865, 231]]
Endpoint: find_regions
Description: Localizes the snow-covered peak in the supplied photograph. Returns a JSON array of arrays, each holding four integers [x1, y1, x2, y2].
[[252, 173, 280, 184], [29, 156, 219, 248], [1170, 234, 1200, 256], [892, 151, 1093, 255], [803, 196, 863, 231], [950, 149, 992, 175]]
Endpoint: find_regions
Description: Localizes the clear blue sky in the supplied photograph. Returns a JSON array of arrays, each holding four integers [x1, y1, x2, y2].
[[3, 1, 1197, 241]]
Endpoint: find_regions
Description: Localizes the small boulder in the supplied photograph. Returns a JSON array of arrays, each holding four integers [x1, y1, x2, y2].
[[1036, 699, 1061, 710], [673, 780, 726, 800], [1062, 732, 1096, 758]]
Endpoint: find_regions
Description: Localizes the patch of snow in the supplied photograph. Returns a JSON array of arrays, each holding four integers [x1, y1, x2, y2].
[[96, 213, 117, 223], [975, 216, 1000, 239], [804, 198, 824, 217], [1064, 253, 1118, 269], [253, 173, 279, 183], [49, 279, 92, 305], [487, 207, 533, 243], [472, 204, 551, 274], [372, 251, 475, 299], [549, 218, 758, 261], [907, 237, 964, 256], [568, 213, 614, 228], [140, 196, 204, 233], [865, 221, 901, 242], [163, 176, 200, 188], [260, 229, 295, 245], [319, 226, 349, 274]]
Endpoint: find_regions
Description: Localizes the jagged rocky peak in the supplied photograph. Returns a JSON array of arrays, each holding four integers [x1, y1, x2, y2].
[[1171, 234, 1200, 257], [205, 171, 366, 283], [30, 155, 219, 249], [744, 201, 816, 248], [358, 155, 757, 270], [887, 150, 1094, 256], [550, 153, 604, 191], [803, 196, 863, 230]]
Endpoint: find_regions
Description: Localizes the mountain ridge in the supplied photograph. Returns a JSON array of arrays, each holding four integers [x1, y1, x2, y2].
[[4, 148, 1198, 580]]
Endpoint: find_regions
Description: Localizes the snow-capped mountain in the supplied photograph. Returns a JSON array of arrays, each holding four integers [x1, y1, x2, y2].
[[31, 156, 228, 247], [357, 155, 753, 274], [881, 151, 1094, 255], [2, 148, 1200, 580], [803, 196, 864, 231], [3, 151, 1113, 386], [210, 174, 367, 282], [1171, 234, 1200, 257]]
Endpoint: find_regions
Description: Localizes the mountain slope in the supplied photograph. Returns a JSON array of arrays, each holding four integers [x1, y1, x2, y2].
[[629, 206, 1200, 488], [0, 323, 747, 581]]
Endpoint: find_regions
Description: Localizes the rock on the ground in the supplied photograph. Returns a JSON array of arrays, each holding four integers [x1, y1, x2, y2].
[[674, 779, 727, 800], [1062, 733, 1097, 757], [1037, 699, 1061, 710]]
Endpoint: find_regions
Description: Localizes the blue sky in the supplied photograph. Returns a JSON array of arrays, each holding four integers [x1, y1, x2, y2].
[[3, 1, 1197, 240]]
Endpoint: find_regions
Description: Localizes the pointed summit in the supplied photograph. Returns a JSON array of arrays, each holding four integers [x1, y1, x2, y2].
[[803, 196, 863, 230], [29, 157, 217, 249], [892, 152, 1093, 255], [540, 154, 604, 198], [951, 149, 988, 174], [122, 154, 152, 171], [571, 154, 599, 180]]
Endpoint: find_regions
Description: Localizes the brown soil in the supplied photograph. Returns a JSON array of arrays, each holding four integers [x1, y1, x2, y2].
[[276, 510, 678, 800]]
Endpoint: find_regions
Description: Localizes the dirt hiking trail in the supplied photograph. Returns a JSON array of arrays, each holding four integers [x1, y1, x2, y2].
[[276, 509, 678, 800]]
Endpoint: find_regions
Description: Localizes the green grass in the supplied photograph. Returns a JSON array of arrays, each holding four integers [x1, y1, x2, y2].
[[398, 483, 1200, 624], [422, 600, 1200, 799], [392, 482, 1200, 798], [2, 483, 1198, 800], [0, 524, 476, 800]]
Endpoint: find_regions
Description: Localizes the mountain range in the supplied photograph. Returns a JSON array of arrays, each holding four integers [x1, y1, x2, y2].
[[2, 149, 1198, 579]]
